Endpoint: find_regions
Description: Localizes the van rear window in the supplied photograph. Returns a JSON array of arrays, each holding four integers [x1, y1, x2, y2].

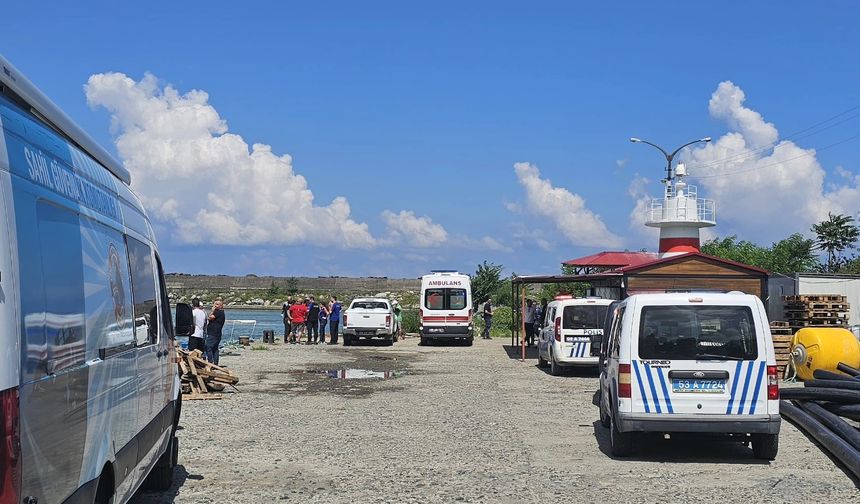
[[563, 305, 608, 330], [638, 306, 758, 360], [424, 288, 467, 311]]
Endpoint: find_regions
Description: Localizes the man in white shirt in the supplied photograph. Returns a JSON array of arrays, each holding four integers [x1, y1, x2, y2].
[[524, 299, 537, 347], [190, 297, 207, 353]]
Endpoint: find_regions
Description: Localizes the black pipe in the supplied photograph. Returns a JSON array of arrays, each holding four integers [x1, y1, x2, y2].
[[804, 379, 860, 391], [822, 403, 860, 422], [800, 401, 860, 452], [837, 362, 860, 377], [780, 401, 860, 479], [780, 387, 860, 403], [813, 369, 854, 381]]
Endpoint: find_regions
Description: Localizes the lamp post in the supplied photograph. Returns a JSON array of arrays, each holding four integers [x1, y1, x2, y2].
[[629, 136, 711, 182]]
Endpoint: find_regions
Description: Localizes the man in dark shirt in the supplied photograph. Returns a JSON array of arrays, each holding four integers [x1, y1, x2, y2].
[[206, 299, 226, 364], [306, 296, 320, 344]]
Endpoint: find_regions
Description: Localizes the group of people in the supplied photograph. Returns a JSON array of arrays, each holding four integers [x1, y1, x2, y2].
[[523, 298, 548, 346], [187, 298, 226, 365], [282, 296, 343, 344]]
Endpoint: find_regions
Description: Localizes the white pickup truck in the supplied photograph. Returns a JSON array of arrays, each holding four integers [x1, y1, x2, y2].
[[343, 298, 397, 346]]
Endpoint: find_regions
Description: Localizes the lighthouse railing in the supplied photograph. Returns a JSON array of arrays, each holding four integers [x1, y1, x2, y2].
[[645, 197, 716, 225]]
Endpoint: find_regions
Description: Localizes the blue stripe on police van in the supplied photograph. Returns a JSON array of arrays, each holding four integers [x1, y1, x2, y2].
[[726, 360, 744, 414], [737, 360, 756, 415], [656, 368, 674, 414], [643, 363, 662, 413], [748, 361, 766, 415], [631, 360, 650, 413], [569, 343, 578, 358], [579, 343, 587, 358]]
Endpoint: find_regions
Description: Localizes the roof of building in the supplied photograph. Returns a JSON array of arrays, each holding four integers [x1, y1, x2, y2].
[[562, 251, 659, 269], [619, 251, 769, 275]]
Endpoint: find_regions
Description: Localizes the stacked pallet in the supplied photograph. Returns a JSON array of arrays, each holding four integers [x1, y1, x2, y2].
[[769, 321, 793, 374], [176, 348, 239, 400], [783, 295, 850, 332]]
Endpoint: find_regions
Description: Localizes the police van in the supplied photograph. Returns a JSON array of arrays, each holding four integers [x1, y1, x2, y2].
[[0, 55, 180, 503], [537, 296, 612, 375], [419, 271, 473, 345], [597, 293, 780, 459]]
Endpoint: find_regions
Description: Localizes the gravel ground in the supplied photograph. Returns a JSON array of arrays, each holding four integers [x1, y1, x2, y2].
[[132, 337, 859, 503]]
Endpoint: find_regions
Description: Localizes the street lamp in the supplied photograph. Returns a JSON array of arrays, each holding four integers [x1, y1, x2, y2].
[[629, 136, 711, 182]]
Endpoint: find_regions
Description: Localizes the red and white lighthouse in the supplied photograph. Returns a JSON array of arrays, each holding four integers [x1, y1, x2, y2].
[[644, 163, 716, 254]]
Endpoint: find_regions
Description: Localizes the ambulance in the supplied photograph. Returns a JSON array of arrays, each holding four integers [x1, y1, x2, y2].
[[598, 293, 780, 459], [0, 55, 180, 503], [419, 271, 473, 345], [537, 296, 612, 375]]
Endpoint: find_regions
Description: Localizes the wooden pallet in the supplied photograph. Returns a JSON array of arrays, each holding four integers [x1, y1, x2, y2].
[[784, 303, 850, 311], [783, 295, 847, 303], [770, 321, 790, 328], [177, 349, 238, 398], [784, 309, 848, 317]]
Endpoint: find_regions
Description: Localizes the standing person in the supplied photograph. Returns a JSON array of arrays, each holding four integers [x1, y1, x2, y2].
[[524, 299, 536, 346], [189, 297, 207, 353], [329, 295, 342, 345], [392, 301, 403, 340], [205, 300, 226, 364], [482, 298, 494, 339], [281, 298, 293, 343], [289, 298, 308, 344], [318, 302, 329, 344], [306, 296, 320, 344]]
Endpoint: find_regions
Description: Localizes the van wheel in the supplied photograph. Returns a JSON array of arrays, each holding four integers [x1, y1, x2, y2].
[[144, 435, 178, 492], [93, 470, 114, 504], [751, 433, 778, 460], [538, 352, 548, 368], [550, 351, 562, 376], [599, 392, 611, 428], [610, 409, 634, 457]]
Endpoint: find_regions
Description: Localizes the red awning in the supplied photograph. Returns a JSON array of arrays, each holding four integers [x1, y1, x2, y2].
[[563, 251, 659, 269]]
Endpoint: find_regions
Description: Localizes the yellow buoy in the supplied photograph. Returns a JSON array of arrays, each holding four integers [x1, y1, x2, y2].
[[792, 327, 860, 381]]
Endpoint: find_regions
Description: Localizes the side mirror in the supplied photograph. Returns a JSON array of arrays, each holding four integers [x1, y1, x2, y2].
[[175, 303, 194, 336], [590, 332, 604, 357]]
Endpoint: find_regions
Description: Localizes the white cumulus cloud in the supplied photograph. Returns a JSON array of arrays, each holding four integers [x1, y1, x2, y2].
[[85, 72, 376, 248], [513, 162, 623, 248], [381, 210, 448, 247], [685, 80, 860, 242]]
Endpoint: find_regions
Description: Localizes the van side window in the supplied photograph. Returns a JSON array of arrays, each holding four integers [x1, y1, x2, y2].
[[126, 237, 157, 346], [36, 202, 86, 372], [155, 253, 174, 341], [609, 307, 625, 359]]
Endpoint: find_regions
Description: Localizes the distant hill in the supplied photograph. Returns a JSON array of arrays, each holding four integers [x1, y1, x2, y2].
[[165, 273, 421, 308]]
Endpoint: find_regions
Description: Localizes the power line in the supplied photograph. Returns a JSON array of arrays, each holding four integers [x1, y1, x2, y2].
[[685, 104, 860, 171], [687, 132, 860, 179]]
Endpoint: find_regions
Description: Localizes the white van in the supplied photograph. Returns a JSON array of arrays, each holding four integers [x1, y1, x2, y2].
[[537, 296, 612, 375], [597, 293, 780, 459], [0, 55, 180, 503], [419, 271, 473, 345]]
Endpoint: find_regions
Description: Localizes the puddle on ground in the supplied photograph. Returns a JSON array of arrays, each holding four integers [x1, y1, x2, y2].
[[289, 368, 401, 380]]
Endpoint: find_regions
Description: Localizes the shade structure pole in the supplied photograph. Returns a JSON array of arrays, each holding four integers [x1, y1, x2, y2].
[[521, 284, 526, 362]]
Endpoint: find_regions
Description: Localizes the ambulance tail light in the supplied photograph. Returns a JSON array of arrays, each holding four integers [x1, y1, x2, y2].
[[554, 318, 561, 342], [618, 364, 632, 398], [0, 387, 20, 504], [767, 365, 779, 400], [419, 309, 423, 322]]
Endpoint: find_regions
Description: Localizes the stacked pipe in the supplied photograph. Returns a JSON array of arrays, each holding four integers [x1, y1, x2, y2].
[[780, 362, 860, 479]]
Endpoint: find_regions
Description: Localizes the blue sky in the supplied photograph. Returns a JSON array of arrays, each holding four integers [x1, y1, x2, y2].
[[4, 1, 860, 278]]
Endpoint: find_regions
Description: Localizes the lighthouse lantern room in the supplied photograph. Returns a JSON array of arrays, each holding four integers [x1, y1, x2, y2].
[[644, 162, 716, 254]]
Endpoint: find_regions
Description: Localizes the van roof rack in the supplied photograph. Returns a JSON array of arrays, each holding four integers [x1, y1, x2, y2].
[[0, 54, 131, 185]]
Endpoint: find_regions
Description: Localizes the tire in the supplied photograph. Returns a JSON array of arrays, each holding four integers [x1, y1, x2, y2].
[[609, 409, 634, 457], [144, 435, 178, 492], [550, 351, 562, 376], [599, 390, 611, 428], [420, 336, 428, 346], [465, 336, 474, 346], [343, 336, 352, 346], [386, 335, 395, 346], [538, 350, 548, 368], [751, 433, 778, 460], [93, 470, 113, 504]]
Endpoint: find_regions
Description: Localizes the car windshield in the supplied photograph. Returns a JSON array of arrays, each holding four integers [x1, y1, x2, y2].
[[638, 305, 758, 360], [563, 305, 608, 330], [351, 301, 389, 310]]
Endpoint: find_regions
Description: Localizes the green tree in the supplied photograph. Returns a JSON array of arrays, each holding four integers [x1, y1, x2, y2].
[[812, 213, 860, 272], [471, 261, 505, 306], [701, 234, 819, 274], [286, 276, 299, 295]]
